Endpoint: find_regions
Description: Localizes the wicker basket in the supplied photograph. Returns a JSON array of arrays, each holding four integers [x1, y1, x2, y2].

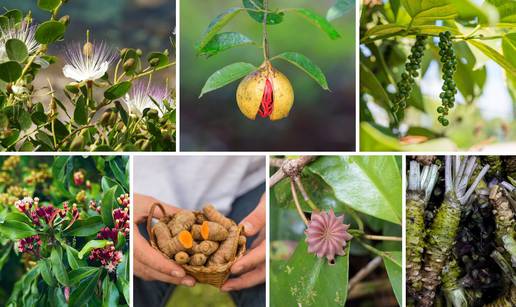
[[147, 203, 246, 288]]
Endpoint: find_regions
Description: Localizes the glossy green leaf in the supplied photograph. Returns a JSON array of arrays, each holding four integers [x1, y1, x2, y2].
[[451, 0, 499, 24], [69, 267, 101, 285], [31, 103, 48, 125], [360, 63, 393, 110], [293, 8, 341, 40], [101, 186, 117, 227], [196, 7, 243, 52], [272, 240, 350, 306], [39, 259, 56, 287], [50, 246, 69, 286], [74, 97, 88, 125], [3, 10, 23, 24], [102, 276, 120, 307], [327, 0, 355, 21], [199, 32, 255, 57], [109, 159, 128, 191], [104, 81, 132, 100], [468, 39, 516, 76], [5, 39, 28, 62], [0, 61, 22, 82], [18, 109, 32, 131], [360, 122, 401, 151], [0, 212, 32, 224], [69, 269, 101, 306], [402, 0, 457, 25], [147, 52, 169, 69], [502, 33, 516, 68], [242, 0, 284, 25], [274, 52, 329, 90], [411, 25, 461, 36], [362, 24, 405, 41], [308, 156, 402, 224], [65, 245, 84, 270], [383, 251, 402, 305], [0, 220, 37, 239], [37, 0, 60, 12], [199, 62, 256, 97], [117, 277, 130, 304], [78, 240, 110, 259], [35, 21, 65, 44], [64, 216, 104, 237]]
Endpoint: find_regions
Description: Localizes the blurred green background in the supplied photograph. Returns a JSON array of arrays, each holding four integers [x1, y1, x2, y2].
[[180, 0, 355, 151]]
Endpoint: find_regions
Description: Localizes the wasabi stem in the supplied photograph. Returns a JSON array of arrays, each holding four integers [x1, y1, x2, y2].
[[407, 160, 439, 295], [419, 156, 489, 307]]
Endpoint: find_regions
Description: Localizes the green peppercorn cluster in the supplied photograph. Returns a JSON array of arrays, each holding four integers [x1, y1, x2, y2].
[[393, 35, 427, 120], [436, 31, 457, 126]]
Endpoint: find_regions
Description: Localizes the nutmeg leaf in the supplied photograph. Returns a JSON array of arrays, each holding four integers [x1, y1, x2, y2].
[[196, 7, 243, 52], [293, 8, 341, 40], [274, 52, 329, 90], [326, 0, 355, 21], [242, 0, 284, 25], [271, 240, 350, 307], [199, 32, 255, 57], [199, 62, 257, 97]]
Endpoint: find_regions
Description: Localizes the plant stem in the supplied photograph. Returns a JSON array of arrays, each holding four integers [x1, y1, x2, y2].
[[293, 176, 318, 211], [270, 157, 284, 168], [346, 207, 364, 231], [290, 178, 309, 226], [262, 0, 270, 60], [348, 256, 382, 290], [356, 238, 400, 266], [348, 229, 402, 241]]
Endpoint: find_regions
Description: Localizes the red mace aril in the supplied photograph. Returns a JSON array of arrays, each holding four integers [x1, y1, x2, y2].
[[236, 61, 294, 120]]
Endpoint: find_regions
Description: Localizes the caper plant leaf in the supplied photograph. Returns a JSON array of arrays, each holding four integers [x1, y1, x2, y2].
[[0, 61, 22, 82], [273, 52, 329, 90], [199, 62, 257, 97], [5, 39, 28, 63], [37, 0, 61, 12], [35, 21, 66, 44]]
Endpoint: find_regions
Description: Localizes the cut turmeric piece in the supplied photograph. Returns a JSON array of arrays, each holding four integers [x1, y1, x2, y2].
[[203, 204, 234, 229], [174, 251, 190, 264], [201, 221, 228, 241]]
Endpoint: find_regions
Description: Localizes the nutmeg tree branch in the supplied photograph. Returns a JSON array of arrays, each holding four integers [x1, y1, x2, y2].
[[290, 179, 309, 226]]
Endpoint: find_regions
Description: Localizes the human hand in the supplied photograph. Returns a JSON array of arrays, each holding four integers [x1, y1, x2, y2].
[[133, 193, 196, 287], [221, 193, 266, 291]]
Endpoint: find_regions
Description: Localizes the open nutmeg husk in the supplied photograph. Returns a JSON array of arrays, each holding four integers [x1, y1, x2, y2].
[[146, 203, 246, 288]]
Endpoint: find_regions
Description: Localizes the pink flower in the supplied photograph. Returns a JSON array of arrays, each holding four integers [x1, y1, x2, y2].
[[73, 171, 84, 186], [305, 209, 353, 263], [18, 235, 41, 254], [97, 227, 119, 242], [113, 207, 129, 234], [89, 245, 122, 272]]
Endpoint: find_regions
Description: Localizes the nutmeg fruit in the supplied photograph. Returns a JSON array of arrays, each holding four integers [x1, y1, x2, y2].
[[236, 61, 294, 121]]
